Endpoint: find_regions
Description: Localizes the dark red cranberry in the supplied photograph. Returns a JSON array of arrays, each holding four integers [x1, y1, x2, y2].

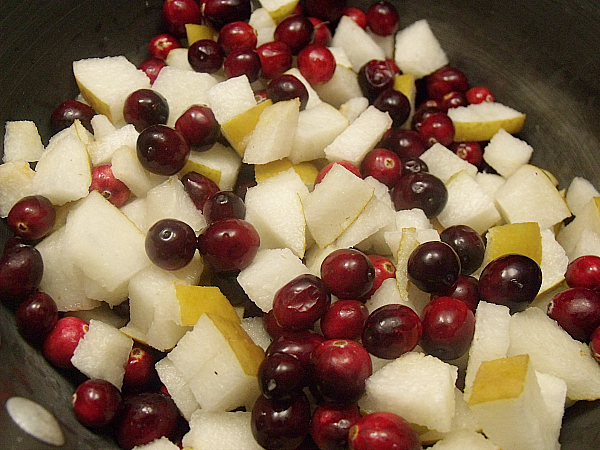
[[162, 0, 201, 36], [478, 254, 542, 314], [565, 255, 600, 291], [145, 218, 197, 271], [309, 17, 332, 46], [358, 60, 395, 102], [175, 105, 220, 150], [15, 291, 58, 344], [258, 352, 309, 399], [348, 411, 421, 450], [421, 296, 475, 360], [590, 326, 600, 362], [392, 172, 447, 218], [7, 195, 56, 241], [383, 129, 426, 159], [202, 0, 252, 30], [266, 74, 309, 110], [223, 48, 261, 82], [217, 20, 257, 54], [274, 15, 314, 55], [0, 244, 44, 303], [257, 41, 294, 79], [123, 89, 169, 132], [203, 190, 246, 223], [138, 57, 167, 84], [450, 141, 483, 167], [431, 274, 480, 312], [181, 171, 220, 210], [401, 157, 428, 175], [315, 160, 362, 184], [343, 7, 367, 28], [89, 164, 131, 208], [310, 403, 362, 450], [50, 99, 96, 134], [72, 379, 122, 429], [272, 274, 331, 330], [302, 0, 347, 23], [197, 218, 260, 272], [418, 111, 455, 147], [266, 329, 326, 365], [320, 300, 369, 340], [365, 1, 399, 36], [311, 339, 372, 403], [297, 44, 336, 85], [362, 254, 396, 299], [466, 86, 495, 104], [426, 66, 469, 100], [123, 346, 158, 393], [439, 224, 485, 275], [547, 287, 600, 342], [360, 147, 403, 188], [148, 33, 181, 60], [42, 316, 89, 369], [137, 124, 190, 175], [407, 241, 461, 294], [187, 39, 224, 74], [441, 90, 468, 110], [411, 105, 443, 132], [263, 309, 287, 339], [362, 304, 422, 359], [373, 89, 411, 128], [115, 393, 179, 450], [320, 248, 375, 300]]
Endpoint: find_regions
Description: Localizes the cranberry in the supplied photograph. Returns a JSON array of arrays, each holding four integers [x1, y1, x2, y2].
[[565, 255, 600, 290], [450, 141, 483, 167], [411, 105, 443, 132], [315, 160, 362, 184], [547, 287, 600, 342], [266, 329, 326, 365], [321, 248, 375, 299], [203, 190, 245, 223], [15, 291, 58, 344], [466, 86, 495, 104], [422, 296, 475, 360], [360, 147, 403, 188], [309, 17, 332, 46], [418, 111, 455, 147], [373, 88, 411, 128], [407, 241, 461, 294], [432, 274, 480, 312], [223, 48, 262, 82], [302, 0, 346, 22], [272, 274, 331, 330], [348, 411, 421, 450], [72, 379, 122, 429], [162, 0, 201, 36], [401, 157, 428, 175], [343, 7, 367, 28], [116, 392, 179, 450], [137, 124, 190, 175], [180, 170, 220, 210], [145, 218, 197, 271], [251, 392, 311, 450], [363, 254, 396, 299], [297, 44, 336, 85], [123, 89, 169, 132], [358, 59, 395, 102], [311, 339, 372, 403], [217, 21, 257, 54], [274, 14, 314, 54], [478, 254, 542, 314], [123, 346, 158, 393], [89, 164, 131, 208], [426, 66, 469, 100], [7, 195, 56, 241], [321, 300, 369, 340], [0, 244, 44, 303], [175, 105, 220, 150], [138, 57, 167, 84], [362, 304, 422, 359], [197, 218, 260, 272], [257, 41, 294, 79], [263, 309, 287, 339], [366, 1, 399, 36], [187, 39, 224, 74], [266, 74, 309, 110], [202, 0, 252, 30], [310, 403, 362, 450], [50, 99, 96, 134], [255, 89, 268, 103], [439, 224, 485, 275], [258, 352, 308, 399], [148, 33, 181, 60], [590, 326, 600, 362], [42, 316, 89, 369], [384, 129, 426, 158], [441, 91, 468, 111], [391, 172, 447, 218]]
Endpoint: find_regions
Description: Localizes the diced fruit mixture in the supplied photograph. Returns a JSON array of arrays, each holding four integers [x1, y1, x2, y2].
[[2, 0, 600, 449]]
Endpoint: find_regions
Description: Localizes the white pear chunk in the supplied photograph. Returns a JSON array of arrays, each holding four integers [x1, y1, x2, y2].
[[155, 357, 200, 421], [0, 160, 35, 217], [182, 410, 263, 450], [428, 430, 499, 450], [367, 29, 395, 58], [366, 277, 415, 313], [482, 128, 533, 178], [539, 228, 569, 295], [241, 317, 272, 351], [324, 106, 392, 166], [304, 243, 339, 276], [565, 176, 600, 216], [237, 248, 311, 312], [31, 132, 91, 206], [243, 98, 300, 164], [448, 102, 526, 143], [284, 68, 322, 109], [244, 168, 308, 257], [312, 65, 364, 109], [71, 319, 133, 390], [182, 143, 241, 191], [383, 208, 433, 256], [257, 0, 298, 23], [419, 143, 478, 183], [151, 66, 218, 127], [508, 307, 600, 401], [249, 8, 276, 46], [359, 352, 458, 433], [205, 75, 257, 125], [3, 121, 44, 163], [165, 48, 194, 70], [557, 196, 600, 256], [111, 145, 167, 198], [535, 371, 567, 448], [86, 123, 138, 166], [494, 164, 571, 230], [328, 46, 352, 69], [394, 19, 448, 78], [73, 56, 151, 126], [303, 163, 375, 247], [569, 228, 600, 261], [132, 437, 179, 450], [90, 114, 116, 139], [331, 15, 386, 72], [475, 172, 506, 199], [339, 96, 369, 124], [66, 302, 128, 329]]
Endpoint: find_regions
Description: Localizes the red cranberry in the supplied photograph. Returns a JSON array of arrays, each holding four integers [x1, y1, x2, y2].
[[263, 309, 287, 339], [426, 66, 469, 100], [15, 291, 58, 344], [418, 111, 455, 147], [202, 0, 252, 30], [411, 105, 443, 132], [223, 48, 262, 82], [439, 224, 485, 275], [187, 39, 224, 74], [365, 1, 399, 36], [116, 392, 179, 450], [362, 254, 396, 299], [7, 195, 56, 241], [123, 89, 169, 132], [421, 296, 475, 360], [358, 59, 395, 102], [343, 7, 367, 28], [197, 218, 260, 272], [373, 88, 411, 128], [138, 57, 166, 84], [450, 141, 483, 167], [266, 74, 309, 110], [310, 403, 362, 450], [137, 124, 190, 175], [466, 86, 495, 104], [547, 287, 600, 342], [360, 147, 403, 188], [321, 300, 369, 340], [431, 274, 480, 312], [89, 164, 131, 208], [565, 255, 600, 291], [72, 379, 122, 429], [50, 99, 96, 134], [42, 316, 89, 369], [309, 17, 332, 46], [123, 346, 158, 393], [203, 190, 246, 223], [145, 218, 197, 271], [180, 171, 220, 211], [348, 411, 421, 450], [258, 352, 309, 399], [392, 172, 447, 219], [255, 89, 268, 103], [302, 0, 346, 22], [590, 326, 600, 362], [0, 244, 44, 303], [266, 329, 326, 365], [148, 33, 181, 60], [362, 304, 422, 359], [217, 20, 257, 54], [162, 0, 201, 36], [441, 90, 468, 110], [297, 44, 336, 85], [272, 274, 331, 330], [274, 15, 314, 55], [321, 248, 375, 299], [401, 157, 428, 175], [407, 241, 461, 294], [384, 129, 427, 159], [315, 160, 362, 184], [175, 105, 220, 150], [257, 41, 294, 79], [311, 339, 372, 403]]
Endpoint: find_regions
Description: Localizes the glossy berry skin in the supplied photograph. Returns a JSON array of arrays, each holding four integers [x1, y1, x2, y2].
[[123, 346, 158, 393], [115, 393, 179, 450], [311, 339, 372, 404], [310, 403, 362, 450], [309, 17, 332, 46], [223, 48, 262, 82], [42, 316, 89, 369], [385, 129, 426, 158], [297, 44, 336, 85], [72, 379, 122, 429], [148, 33, 181, 60], [89, 164, 131, 208], [251, 392, 311, 450], [441, 90, 468, 111], [466, 86, 495, 104], [401, 157, 428, 175], [138, 57, 166, 84], [320, 300, 369, 340], [272, 274, 331, 330], [360, 147, 403, 188], [418, 111, 455, 147], [315, 160, 362, 184], [162, 0, 201, 36], [450, 141, 483, 167], [431, 274, 480, 312], [266, 329, 326, 365], [266, 74, 309, 110], [137, 124, 190, 175], [358, 59, 395, 102], [366, 1, 399, 36], [590, 326, 600, 362], [217, 21, 257, 54], [0, 244, 44, 303], [426, 66, 469, 100], [7, 195, 56, 241], [565, 255, 600, 291], [478, 254, 542, 314], [440, 224, 485, 275], [263, 309, 287, 339], [343, 7, 367, 28], [50, 99, 96, 134], [362, 304, 422, 359], [258, 352, 308, 399], [407, 241, 461, 294], [203, 190, 246, 223], [146, 218, 197, 271], [256, 41, 294, 79], [15, 291, 58, 344], [373, 88, 411, 128], [392, 172, 447, 219], [187, 39, 224, 73], [348, 411, 421, 450], [197, 218, 260, 272], [421, 296, 475, 361], [321, 248, 375, 300], [363, 254, 396, 299], [274, 15, 314, 55], [547, 287, 600, 342], [174, 105, 220, 150], [411, 105, 443, 132], [202, 0, 252, 30], [180, 170, 220, 211]]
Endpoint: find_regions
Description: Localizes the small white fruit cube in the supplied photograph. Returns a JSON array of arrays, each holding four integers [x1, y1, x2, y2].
[[419, 143, 478, 183], [394, 19, 448, 78], [155, 357, 200, 421], [86, 123, 139, 166], [569, 228, 600, 261], [475, 172, 506, 199], [428, 430, 499, 450], [205, 75, 257, 125], [313, 65, 364, 109], [536, 371, 567, 447], [565, 176, 600, 216], [0, 160, 35, 217], [3, 121, 44, 163], [483, 128, 533, 178], [284, 68, 322, 109], [132, 437, 179, 450], [90, 114, 116, 140], [335, 195, 396, 249], [331, 15, 386, 72], [557, 197, 600, 256], [539, 228, 569, 294], [339, 96, 369, 124], [249, 8, 276, 47], [111, 145, 167, 198], [182, 143, 241, 191], [182, 410, 263, 450], [165, 48, 193, 70], [241, 317, 272, 351]]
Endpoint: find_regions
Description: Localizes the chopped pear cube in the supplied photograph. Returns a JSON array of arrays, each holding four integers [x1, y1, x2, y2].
[[539, 229, 569, 295], [182, 410, 263, 450], [155, 357, 200, 421], [565, 176, 600, 216], [182, 142, 241, 191], [557, 196, 600, 256], [394, 19, 448, 78], [86, 123, 138, 166], [312, 65, 364, 109], [331, 15, 386, 72], [220, 100, 272, 156], [3, 120, 44, 163], [448, 102, 526, 142], [419, 144, 478, 183], [175, 285, 240, 327], [483, 128, 533, 178], [111, 145, 167, 198], [0, 160, 35, 217], [205, 75, 257, 125]]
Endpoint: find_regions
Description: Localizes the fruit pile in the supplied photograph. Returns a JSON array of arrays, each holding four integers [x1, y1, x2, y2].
[[2, 0, 600, 449]]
